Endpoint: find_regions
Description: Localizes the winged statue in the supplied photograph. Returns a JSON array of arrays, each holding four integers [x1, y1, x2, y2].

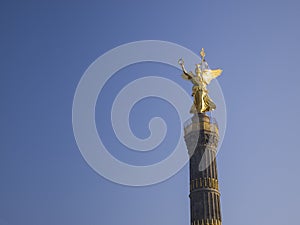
[[179, 48, 222, 114]]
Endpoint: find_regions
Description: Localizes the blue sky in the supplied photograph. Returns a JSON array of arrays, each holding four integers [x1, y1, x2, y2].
[[1, 0, 300, 225]]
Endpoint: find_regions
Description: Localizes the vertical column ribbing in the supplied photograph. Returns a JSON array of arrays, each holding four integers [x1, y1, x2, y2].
[[184, 114, 222, 225]]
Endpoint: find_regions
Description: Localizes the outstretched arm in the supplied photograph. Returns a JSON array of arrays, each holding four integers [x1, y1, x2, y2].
[[178, 58, 193, 80]]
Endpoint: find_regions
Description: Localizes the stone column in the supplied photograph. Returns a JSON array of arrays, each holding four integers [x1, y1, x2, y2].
[[184, 113, 221, 225]]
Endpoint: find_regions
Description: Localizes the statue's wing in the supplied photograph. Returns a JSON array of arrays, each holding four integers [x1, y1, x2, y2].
[[181, 71, 194, 80], [202, 69, 222, 85]]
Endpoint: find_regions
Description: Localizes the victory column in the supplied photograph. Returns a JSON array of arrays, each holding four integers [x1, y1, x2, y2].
[[179, 49, 223, 225]]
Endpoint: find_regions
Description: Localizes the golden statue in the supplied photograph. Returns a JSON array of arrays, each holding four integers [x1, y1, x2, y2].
[[179, 48, 222, 114]]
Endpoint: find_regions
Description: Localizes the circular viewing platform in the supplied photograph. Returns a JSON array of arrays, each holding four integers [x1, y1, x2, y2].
[[184, 113, 219, 136]]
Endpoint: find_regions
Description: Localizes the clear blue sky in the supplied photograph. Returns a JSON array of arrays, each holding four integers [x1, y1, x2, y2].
[[1, 0, 300, 225]]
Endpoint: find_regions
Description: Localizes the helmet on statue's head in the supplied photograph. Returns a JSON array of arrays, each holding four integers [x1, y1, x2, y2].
[[195, 64, 201, 75]]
